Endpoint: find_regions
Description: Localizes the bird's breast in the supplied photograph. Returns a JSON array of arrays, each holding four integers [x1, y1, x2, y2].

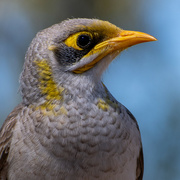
[[8, 97, 141, 179], [29, 97, 141, 179]]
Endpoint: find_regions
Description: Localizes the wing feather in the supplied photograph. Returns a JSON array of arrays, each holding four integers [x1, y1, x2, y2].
[[136, 144, 144, 180], [0, 104, 23, 178]]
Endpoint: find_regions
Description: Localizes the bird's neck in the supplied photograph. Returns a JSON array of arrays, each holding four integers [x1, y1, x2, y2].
[[28, 75, 108, 117], [20, 59, 107, 112]]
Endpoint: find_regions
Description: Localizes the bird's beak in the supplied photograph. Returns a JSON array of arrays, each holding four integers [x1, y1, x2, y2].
[[72, 30, 157, 73], [94, 30, 157, 51]]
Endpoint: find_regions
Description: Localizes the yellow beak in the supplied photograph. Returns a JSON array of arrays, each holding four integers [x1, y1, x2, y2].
[[95, 30, 157, 50], [73, 30, 157, 73]]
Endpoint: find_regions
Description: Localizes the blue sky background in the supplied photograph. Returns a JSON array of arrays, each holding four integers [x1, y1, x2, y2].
[[0, 0, 180, 179]]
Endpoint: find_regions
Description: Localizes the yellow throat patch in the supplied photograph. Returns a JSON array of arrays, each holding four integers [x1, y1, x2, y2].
[[34, 59, 66, 115]]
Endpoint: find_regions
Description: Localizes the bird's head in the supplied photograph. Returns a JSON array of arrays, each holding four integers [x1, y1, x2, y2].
[[20, 18, 156, 105]]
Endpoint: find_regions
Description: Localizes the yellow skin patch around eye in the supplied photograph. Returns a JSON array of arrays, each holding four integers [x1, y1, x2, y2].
[[71, 23, 156, 74], [64, 31, 93, 50]]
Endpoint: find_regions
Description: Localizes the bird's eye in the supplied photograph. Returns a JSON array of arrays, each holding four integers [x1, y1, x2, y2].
[[64, 32, 93, 51], [77, 34, 91, 49]]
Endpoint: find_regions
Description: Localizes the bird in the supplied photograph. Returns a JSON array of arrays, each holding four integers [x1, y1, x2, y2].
[[0, 18, 156, 180]]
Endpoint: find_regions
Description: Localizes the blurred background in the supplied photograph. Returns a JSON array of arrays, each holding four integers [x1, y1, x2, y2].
[[0, 0, 180, 179]]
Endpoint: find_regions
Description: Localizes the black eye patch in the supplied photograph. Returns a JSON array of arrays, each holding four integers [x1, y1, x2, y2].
[[53, 33, 102, 66], [53, 44, 89, 66]]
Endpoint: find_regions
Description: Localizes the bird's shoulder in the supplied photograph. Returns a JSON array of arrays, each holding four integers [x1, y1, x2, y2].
[[120, 105, 144, 180], [0, 104, 23, 178], [104, 87, 144, 180]]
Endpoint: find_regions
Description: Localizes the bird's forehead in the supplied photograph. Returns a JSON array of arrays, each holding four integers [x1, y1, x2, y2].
[[47, 19, 122, 41]]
